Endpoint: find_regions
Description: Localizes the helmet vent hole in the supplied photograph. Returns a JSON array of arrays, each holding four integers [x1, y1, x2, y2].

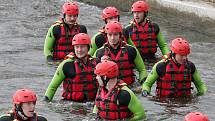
[[24, 96, 29, 98]]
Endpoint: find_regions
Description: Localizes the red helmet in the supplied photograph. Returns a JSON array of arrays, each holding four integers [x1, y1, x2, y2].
[[131, 1, 149, 12], [101, 6, 120, 20], [170, 37, 190, 55], [184, 112, 209, 121], [105, 21, 122, 33], [94, 60, 119, 78], [72, 33, 91, 46], [13, 89, 37, 105], [62, 2, 79, 15]]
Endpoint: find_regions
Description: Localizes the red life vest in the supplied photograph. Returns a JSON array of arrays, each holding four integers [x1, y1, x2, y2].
[[62, 56, 98, 102], [52, 19, 80, 60], [103, 42, 135, 85], [95, 80, 133, 120], [156, 58, 192, 97], [130, 20, 158, 55]]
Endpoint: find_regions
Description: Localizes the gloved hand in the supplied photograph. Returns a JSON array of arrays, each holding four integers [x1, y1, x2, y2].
[[46, 55, 54, 65], [142, 90, 148, 97], [43, 96, 50, 102]]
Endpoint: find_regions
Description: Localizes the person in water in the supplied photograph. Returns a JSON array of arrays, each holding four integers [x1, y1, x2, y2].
[[94, 21, 148, 92], [89, 6, 135, 56], [44, 2, 87, 64], [0, 89, 47, 121], [93, 60, 146, 120], [141, 37, 207, 98], [44, 33, 99, 102], [124, 1, 169, 61]]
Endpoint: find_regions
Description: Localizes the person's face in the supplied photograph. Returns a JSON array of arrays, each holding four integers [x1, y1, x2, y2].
[[21, 102, 35, 117], [133, 11, 145, 23], [96, 75, 104, 86], [74, 44, 89, 59], [106, 16, 119, 23], [65, 14, 78, 25], [107, 32, 120, 48], [175, 54, 188, 64]]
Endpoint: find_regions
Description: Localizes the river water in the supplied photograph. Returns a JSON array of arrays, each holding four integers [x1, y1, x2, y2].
[[0, 0, 214, 120]]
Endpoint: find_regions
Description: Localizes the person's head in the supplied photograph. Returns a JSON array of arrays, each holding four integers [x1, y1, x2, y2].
[[13, 89, 37, 118], [105, 21, 123, 49], [94, 60, 119, 87], [101, 6, 120, 24], [131, 1, 149, 23], [184, 112, 209, 121], [170, 37, 190, 64], [72, 33, 91, 59], [62, 2, 79, 25]]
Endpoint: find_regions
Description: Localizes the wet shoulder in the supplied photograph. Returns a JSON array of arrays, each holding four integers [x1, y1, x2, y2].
[[187, 60, 196, 74], [38, 116, 48, 121], [94, 33, 106, 48], [156, 59, 166, 76], [0, 114, 12, 121], [95, 47, 105, 59], [79, 24, 87, 33], [118, 87, 131, 106], [150, 22, 160, 35], [62, 59, 76, 77], [125, 45, 137, 62], [123, 25, 132, 39]]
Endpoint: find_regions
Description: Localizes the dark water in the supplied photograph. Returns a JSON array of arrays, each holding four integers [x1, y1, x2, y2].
[[0, 0, 215, 120]]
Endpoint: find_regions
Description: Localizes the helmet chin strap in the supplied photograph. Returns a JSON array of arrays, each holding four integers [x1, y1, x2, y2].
[[101, 76, 110, 88], [15, 104, 31, 120]]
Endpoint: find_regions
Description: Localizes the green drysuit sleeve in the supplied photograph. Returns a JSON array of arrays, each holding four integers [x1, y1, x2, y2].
[[44, 59, 70, 101], [121, 87, 146, 121], [44, 25, 56, 59], [89, 32, 100, 56], [126, 37, 136, 47], [141, 61, 161, 93], [133, 47, 148, 81], [192, 69, 207, 95], [156, 31, 169, 55]]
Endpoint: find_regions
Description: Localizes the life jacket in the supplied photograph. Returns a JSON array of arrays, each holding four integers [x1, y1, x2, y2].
[[8, 110, 38, 121], [156, 58, 193, 97], [62, 56, 98, 102], [95, 80, 133, 120], [130, 19, 158, 55], [103, 41, 135, 85], [52, 18, 80, 60]]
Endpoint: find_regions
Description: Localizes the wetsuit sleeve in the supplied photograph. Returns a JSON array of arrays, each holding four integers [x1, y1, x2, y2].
[[191, 63, 207, 95], [0, 114, 12, 121], [38, 116, 48, 121], [44, 59, 69, 101], [93, 105, 98, 114], [153, 23, 169, 55], [132, 46, 148, 82], [79, 25, 87, 34], [142, 60, 162, 93], [44, 25, 58, 60], [89, 33, 106, 56], [121, 86, 146, 121]]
